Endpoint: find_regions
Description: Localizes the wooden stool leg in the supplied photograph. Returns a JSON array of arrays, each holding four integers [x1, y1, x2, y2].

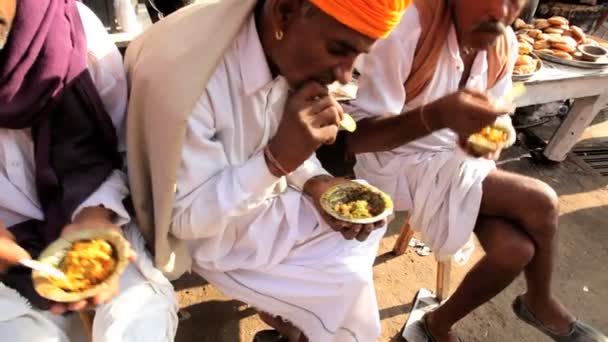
[[435, 260, 452, 302], [393, 223, 414, 256], [79, 311, 95, 342]]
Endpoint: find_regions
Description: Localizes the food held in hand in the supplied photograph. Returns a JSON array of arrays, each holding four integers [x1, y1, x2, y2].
[[335, 200, 374, 219], [467, 116, 516, 155], [321, 182, 393, 224], [32, 229, 130, 302], [51, 239, 116, 292], [340, 113, 357, 132]]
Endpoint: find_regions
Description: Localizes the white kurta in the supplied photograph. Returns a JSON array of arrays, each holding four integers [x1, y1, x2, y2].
[[172, 16, 385, 342], [348, 5, 518, 261], [0, 3, 177, 342]]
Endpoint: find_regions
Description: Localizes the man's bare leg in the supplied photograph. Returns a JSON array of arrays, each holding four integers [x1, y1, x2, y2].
[[480, 170, 575, 332], [426, 169, 574, 341], [426, 217, 535, 342]]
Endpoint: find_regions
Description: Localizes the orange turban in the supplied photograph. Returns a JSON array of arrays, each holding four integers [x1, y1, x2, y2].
[[308, 0, 412, 39]]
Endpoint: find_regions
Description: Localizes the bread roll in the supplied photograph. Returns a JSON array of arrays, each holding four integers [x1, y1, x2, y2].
[[514, 18, 527, 30], [534, 40, 551, 50], [570, 25, 586, 42], [517, 34, 535, 45], [551, 50, 573, 59], [558, 24, 570, 31], [552, 43, 576, 53], [561, 36, 578, 48], [536, 48, 555, 55], [534, 19, 551, 30], [547, 35, 566, 44], [548, 16, 569, 26], [527, 29, 543, 39], [545, 27, 564, 35], [516, 54, 534, 66], [518, 41, 533, 55], [514, 63, 537, 75]]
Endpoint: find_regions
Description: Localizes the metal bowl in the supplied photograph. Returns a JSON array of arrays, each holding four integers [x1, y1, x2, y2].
[[32, 229, 130, 303], [578, 44, 608, 62], [320, 182, 394, 225]]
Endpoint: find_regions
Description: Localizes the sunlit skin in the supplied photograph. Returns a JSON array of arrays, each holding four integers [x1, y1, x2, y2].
[[0, 0, 16, 50], [256, 0, 375, 90]]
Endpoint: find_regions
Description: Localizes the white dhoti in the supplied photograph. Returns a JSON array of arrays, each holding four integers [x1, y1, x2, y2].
[[0, 224, 179, 342], [189, 189, 385, 342], [356, 146, 495, 261]]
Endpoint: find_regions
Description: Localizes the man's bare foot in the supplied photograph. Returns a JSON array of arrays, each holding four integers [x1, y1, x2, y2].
[[425, 312, 461, 342], [522, 293, 576, 335]]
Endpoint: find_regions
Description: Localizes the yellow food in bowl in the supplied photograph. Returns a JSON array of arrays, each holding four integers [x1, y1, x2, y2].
[[334, 200, 373, 219], [51, 239, 116, 292]]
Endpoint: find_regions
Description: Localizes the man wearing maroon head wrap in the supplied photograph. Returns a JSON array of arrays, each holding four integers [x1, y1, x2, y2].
[[0, 1, 177, 341]]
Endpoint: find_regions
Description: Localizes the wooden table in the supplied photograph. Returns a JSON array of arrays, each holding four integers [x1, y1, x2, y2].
[[515, 61, 608, 162]]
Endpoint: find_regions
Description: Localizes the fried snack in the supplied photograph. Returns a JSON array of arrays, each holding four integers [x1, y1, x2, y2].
[[544, 27, 564, 35], [548, 16, 569, 26], [516, 54, 534, 66], [514, 63, 537, 75], [561, 36, 578, 47], [527, 29, 543, 39], [534, 19, 551, 30], [468, 122, 514, 154], [547, 33, 563, 39], [514, 18, 527, 30], [553, 43, 576, 53], [551, 50, 574, 59], [534, 40, 551, 50], [51, 239, 116, 292], [519, 41, 533, 55], [518, 34, 535, 45], [570, 25, 586, 42], [536, 48, 555, 55], [572, 51, 583, 59], [562, 30, 573, 38], [547, 35, 566, 44]]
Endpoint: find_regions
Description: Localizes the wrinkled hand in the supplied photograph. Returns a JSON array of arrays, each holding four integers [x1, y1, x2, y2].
[[303, 175, 385, 242], [426, 89, 512, 141], [0, 221, 31, 273], [268, 82, 343, 175], [49, 207, 136, 315]]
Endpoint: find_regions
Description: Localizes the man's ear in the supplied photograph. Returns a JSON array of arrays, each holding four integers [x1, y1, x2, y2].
[[268, 0, 304, 33]]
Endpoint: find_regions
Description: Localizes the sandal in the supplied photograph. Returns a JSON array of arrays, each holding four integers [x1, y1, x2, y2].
[[512, 295, 607, 342], [417, 314, 463, 342]]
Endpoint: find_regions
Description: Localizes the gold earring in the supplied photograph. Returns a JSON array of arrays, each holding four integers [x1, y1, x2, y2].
[[275, 30, 284, 41]]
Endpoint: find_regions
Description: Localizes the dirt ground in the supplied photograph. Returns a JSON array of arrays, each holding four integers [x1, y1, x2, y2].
[[174, 131, 608, 342]]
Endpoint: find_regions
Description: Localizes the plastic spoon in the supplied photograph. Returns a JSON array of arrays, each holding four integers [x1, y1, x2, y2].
[[20, 259, 66, 280]]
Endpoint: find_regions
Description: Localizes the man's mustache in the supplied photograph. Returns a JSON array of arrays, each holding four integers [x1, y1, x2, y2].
[[473, 21, 507, 35]]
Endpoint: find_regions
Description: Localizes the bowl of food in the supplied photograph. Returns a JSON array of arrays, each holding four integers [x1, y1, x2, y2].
[[320, 182, 394, 225], [577, 44, 608, 62], [32, 229, 130, 303]]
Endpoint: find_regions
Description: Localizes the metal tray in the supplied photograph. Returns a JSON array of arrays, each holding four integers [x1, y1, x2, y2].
[[537, 51, 608, 69]]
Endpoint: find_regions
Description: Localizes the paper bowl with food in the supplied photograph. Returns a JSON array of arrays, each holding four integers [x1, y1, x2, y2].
[[320, 182, 394, 225], [32, 229, 130, 303]]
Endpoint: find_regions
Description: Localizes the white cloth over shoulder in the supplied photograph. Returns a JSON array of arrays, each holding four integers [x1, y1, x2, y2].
[[172, 16, 384, 342], [348, 5, 519, 260]]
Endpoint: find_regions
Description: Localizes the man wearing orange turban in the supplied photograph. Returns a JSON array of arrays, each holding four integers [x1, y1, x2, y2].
[[124, 1, 409, 341]]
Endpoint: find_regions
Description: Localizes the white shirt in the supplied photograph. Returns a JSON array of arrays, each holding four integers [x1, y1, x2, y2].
[[0, 3, 130, 228], [171, 16, 329, 241], [350, 5, 518, 153]]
